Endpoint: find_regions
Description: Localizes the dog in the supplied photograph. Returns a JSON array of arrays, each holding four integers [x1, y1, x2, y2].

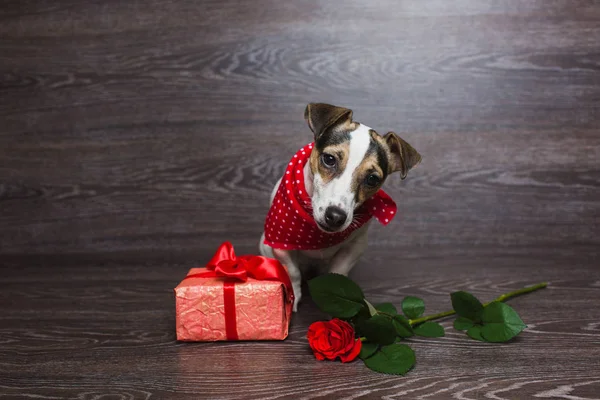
[[259, 103, 421, 311]]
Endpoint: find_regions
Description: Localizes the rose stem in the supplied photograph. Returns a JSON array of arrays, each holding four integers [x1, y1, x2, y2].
[[408, 282, 548, 327]]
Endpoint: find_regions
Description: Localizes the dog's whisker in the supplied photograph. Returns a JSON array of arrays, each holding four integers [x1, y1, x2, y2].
[[348, 220, 360, 229]]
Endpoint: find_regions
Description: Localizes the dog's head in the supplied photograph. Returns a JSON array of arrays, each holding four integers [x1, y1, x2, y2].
[[304, 103, 421, 233]]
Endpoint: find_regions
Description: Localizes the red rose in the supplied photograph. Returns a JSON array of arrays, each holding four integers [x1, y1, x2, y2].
[[307, 318, 362, 362]]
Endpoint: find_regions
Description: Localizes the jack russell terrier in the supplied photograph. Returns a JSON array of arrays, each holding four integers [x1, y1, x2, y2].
[[259, 103, 421, 311]]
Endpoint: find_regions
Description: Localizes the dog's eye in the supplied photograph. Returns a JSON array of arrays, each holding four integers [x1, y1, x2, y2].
[[365, 174, 381, 187], [321, 153, 336, 168]]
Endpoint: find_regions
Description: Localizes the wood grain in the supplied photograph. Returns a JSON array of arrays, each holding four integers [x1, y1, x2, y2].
[[1, 0, 599, 398], [1, 254, 599, 399]]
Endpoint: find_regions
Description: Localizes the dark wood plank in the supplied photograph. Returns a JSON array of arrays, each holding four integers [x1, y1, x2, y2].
[[1, 0, 599, 398], [1, 252, 599, 399], [1, 126, 598, 254]]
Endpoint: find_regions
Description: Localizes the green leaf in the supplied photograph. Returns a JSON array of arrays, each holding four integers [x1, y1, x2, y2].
[[392, 315, 414, 338], [413, 321, 445, 338], [466, 325, 485, 341], [350, 305, 371, 325], [359, 342, 379, 360], [375, 302, 398, 315], [454, 316, 475, 331], [479, 302, 527, 342], [451, 291, 484, 322], [401, 296, 425, 319], [364, 299, 378, 316], [308, 274, 365, 319], [363, 344, 416, 375], [356, 315, 397, 346]]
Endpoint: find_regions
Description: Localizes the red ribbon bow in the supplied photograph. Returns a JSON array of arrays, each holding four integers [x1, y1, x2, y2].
[[184, 242, 294, 340]]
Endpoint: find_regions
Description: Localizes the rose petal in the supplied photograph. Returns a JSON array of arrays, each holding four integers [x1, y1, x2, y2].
[[330, 319, 356, 353], [307, 321, 326, 334], [308, 319, 359, 362], [318, 335, 331, 351], [342, 339, 354, 354], [342, 326, 354, 347], [329, 329, 343, 341], [329, 337, 342, 351], [328, 322, 344, 334], [339, 339, 362, 363]]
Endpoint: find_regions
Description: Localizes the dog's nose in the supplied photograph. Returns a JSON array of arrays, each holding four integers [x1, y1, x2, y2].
[[324, 206, 347, 228]]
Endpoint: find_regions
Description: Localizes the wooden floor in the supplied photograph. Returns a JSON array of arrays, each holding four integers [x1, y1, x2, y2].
[[1, 0, 599, 398]]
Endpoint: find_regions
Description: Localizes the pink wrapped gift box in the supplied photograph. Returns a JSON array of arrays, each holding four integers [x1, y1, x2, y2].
[[174, 243, 293, 341]]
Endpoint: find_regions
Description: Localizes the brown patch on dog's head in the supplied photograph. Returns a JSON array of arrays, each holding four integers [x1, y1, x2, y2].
[[304, 103, 358, 150], [345, 130, 388, 205], [349, 129, 421, 206], [352, 153, 386, 205], [305, 103, 358, 186], [309, 141, 350, 185]]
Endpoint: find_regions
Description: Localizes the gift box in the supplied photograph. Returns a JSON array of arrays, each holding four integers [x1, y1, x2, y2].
[[174, 242, 294, 341]]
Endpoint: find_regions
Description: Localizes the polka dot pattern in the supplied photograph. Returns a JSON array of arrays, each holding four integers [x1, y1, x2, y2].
[[263, 143, 398, 250]]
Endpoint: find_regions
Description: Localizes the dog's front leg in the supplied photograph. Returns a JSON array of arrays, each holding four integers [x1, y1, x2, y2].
[[272, 248, 302, 312], [328, 228, 369, 276]]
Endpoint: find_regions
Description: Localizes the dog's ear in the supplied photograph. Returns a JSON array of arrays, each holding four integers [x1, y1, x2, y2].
[[304, 103, 353, 140], [384, 132, 422, 179]]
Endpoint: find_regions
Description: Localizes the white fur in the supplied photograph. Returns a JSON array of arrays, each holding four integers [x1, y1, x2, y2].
[[311, 124, 372, 231], [259, 123, 373, 312], [259, 224, 370, 312]]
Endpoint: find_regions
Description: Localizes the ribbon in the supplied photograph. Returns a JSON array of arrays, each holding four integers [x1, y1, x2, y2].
[[183, 242, 294, 340]]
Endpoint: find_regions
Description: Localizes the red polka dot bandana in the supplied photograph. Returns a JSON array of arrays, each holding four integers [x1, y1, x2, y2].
[[263, 143, 397, 250]]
